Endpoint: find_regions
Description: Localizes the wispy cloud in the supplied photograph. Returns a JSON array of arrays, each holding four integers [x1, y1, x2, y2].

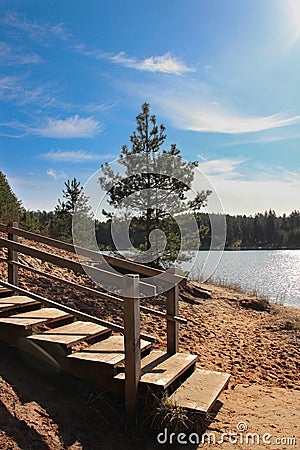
[[46, 169, 67, 181], [75, 45, 194, 75], [162, 100, 300, 134], [108, 51, 195, 74], [0, 115, 101, 139], [0, 71, 116, 116], [140, 80, 300, 134], [0, 41, 42, 65], [41, 149, 112, 162], [34, 116, 101, 138], [197, 158, 247, 178], [2, 12, 71, 42], [0, 73, 58, 109], [82, 101, 120, 113], [221, 131, 300, 148], [3, 13, 193, 75]]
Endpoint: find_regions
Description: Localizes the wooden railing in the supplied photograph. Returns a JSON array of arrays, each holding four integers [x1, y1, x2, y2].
[[0, 222, 187, 414]]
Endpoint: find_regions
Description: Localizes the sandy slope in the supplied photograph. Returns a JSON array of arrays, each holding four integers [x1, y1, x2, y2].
[[0, 238, 299, 449]]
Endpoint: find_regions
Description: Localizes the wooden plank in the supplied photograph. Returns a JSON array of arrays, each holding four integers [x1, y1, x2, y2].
[[0, 280, 156, 341], [0, 238, 156, 296], [7, 221, 18, 286], [166, 285, 179, 354], [0, 296, 41, 314], [169, 369, 231, 414], [115, 351, 198, 389], [28, 320, 110, 348], [123, 274, 140, 415], [0, 308, 73, 330], [68, 335, 152, 367], [14, 261, 183, 324], [7, 225, 185, 283], [0, 288, 14, 298], [0, 237, 90, 274], [8, 225, 75, 253]]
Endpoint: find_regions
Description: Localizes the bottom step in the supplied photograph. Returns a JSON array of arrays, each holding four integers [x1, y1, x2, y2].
[[114, 351, 198, 390], [169, 369, 230, 414]]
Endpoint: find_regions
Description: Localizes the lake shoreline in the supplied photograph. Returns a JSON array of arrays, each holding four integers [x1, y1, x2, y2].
[[188, 249, 300, 308], [200, 246, 300, 251]]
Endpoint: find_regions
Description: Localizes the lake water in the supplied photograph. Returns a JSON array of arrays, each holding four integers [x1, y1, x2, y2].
[[186, 250, 300, 308]]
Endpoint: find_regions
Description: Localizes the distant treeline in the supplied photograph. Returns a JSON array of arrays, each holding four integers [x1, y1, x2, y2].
[[10, 208, 300, 251], [199, 210, 300, 250], [1, 171, 299, 250]]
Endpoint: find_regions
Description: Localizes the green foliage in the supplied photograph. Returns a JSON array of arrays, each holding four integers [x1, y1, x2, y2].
[[199, 210, 300, 250], [0, 171, 23, 222], [142, 391, 207, 435], [52, 178, 86, 242], [99, 103, 211, 268], [20, 210, 41, 233]]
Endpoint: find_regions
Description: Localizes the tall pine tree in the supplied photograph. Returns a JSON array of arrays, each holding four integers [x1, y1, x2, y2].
[[99, 103, 210, 268]]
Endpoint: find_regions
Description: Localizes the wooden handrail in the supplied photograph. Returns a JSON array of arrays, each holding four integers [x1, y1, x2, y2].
[[2, 223, 185, 285], [0, 237, 156, 297], [0, 221, 187, 413], [9, 259, 187, 324]]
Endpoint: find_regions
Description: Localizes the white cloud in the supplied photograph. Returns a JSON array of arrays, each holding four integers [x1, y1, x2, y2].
[[197, 158, 247, 178], [0, 41, 42, 65], [0, 73, 59, 110], [0, 115, 101, 139], [75, 45, 194, 75], [0, 74, 21, 91], [34, 115, 101, 138], [162, 100, 300, 134], [46, 169, 66, 181], [109, 51, 195, 74], [83, 101, 120, 113], [144, 81, 300, 134], [41, 150, 112, 162], [194, 158, 300, 215], [2, 12, 71, 42]]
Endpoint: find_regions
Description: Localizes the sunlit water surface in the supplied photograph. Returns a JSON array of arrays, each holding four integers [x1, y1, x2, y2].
[[186, 250, 300, 308]]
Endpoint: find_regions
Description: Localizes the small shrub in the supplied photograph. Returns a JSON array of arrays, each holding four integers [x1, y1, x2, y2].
[[141, 390, 207, 435]]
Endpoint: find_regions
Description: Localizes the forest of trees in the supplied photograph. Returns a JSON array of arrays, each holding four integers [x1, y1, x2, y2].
[[0, 170, 299, 251], [199, 210, 300, 250]]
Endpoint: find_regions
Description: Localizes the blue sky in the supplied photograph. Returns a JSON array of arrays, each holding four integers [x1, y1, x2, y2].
[[0, 0, 299, 215]]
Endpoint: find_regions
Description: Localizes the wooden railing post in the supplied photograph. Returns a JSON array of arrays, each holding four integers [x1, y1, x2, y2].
[[166, 267, 179, 354], [7, 222, 19, 286], [123, 274, 140, 415]]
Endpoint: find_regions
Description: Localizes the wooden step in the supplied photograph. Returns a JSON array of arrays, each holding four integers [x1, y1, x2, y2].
[[0, 307, 73, 331], [68, 335, 152, 368], [169, 369, 231, 414], [0, 287, 14, 298], [65, 335, 153, 394], [28, 320, 111, 349], [114, 351, 198, 390], [0, 296, 41, 316]]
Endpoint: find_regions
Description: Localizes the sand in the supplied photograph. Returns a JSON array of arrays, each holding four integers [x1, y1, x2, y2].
[[0, 236, 299, 449]]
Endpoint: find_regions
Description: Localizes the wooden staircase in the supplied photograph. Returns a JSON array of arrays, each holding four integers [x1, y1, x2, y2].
[[0, 291, 230, 415]]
